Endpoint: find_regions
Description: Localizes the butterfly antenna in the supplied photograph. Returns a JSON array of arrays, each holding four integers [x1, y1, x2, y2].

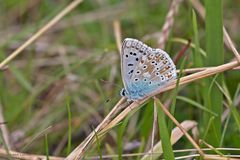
[[100, 79, 122, 90], [0, 121, 8, 125], [173, 39, 191, 65]]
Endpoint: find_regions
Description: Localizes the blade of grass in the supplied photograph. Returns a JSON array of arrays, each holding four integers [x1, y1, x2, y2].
[[155, 98, 174, 160], [192, 9, 203, 67], [176, 96, 217, 116], [168, 57, 186, 132], [9, 66, 32, 92], [0, 130, 12, 160], [220, 114, 230, 147], [0, 0, 84, 69], [66, 97, 72, 154], [202, 116, 215, 141], [170, 37, 206, 57], [215, 81, 240, 132], [45, 134, 49, 160], [118, 112, 131, 160], [93, 128, 102, 160], [137, 137, 145, 160], [204, 0, 224, 146]]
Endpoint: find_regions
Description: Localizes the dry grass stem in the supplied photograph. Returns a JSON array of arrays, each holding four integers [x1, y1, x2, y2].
[[84, 60, 239, 160], [0, 0, 84, 69], [66, 98, 126, 159], [142, 120, 197, 160], [154, 98, 205, 157], [223, 28, 240, 62], [0, 148, 64, 160], [0, 103, 11, 149], [113, 20, 122, 54], [177, 66, 239, 74], [158, 0, 183, 49], [151, 101, 158, 159], [98, 61, 239, 143]]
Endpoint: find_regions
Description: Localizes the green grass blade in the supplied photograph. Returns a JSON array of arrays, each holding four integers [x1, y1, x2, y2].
[[202, 116, 215, 141], [156, 99, 174, 160], [118, 113, 131, 160], [215, 81, 240, 132], [10, 66, 32, 92], [176, 96, 217, 116], [192, 9, 203, 67], [220, 115, 230, 146], [169, 38, 206, 57], [204, 0, 224, 146], [0, 129, 12, 160], [45, 134, 49, 160], [93, 128, 102, 160], [168, 57, 186, 132], [66, 97, 72, 154]]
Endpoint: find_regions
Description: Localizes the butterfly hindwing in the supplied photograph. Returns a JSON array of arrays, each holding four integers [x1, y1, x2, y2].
[[121, 38, 177, 101]]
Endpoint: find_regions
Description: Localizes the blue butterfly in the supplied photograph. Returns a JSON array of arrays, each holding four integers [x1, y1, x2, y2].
[[120, 38, 177, 101]]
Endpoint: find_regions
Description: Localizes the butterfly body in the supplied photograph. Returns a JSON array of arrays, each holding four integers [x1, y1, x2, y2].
[[120, 38, 177, 101]]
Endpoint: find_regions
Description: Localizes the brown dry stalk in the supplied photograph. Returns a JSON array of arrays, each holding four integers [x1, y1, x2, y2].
[[158, 0, 183, 49], [0, 0, 84, 70], [177, 66, 239, 74], [142, 120, 197, 160], [70, 60, 239, 159], [113, 20, 122, 54], [154, 98, 205, 157], [66, 98, 126, 160], [0, 148, 64, 160]]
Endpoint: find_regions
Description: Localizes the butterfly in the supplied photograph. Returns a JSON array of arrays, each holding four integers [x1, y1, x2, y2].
[[120, 38, 177, 101]]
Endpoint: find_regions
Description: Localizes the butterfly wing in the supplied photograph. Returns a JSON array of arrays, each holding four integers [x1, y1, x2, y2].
[[121, 38, 149, 91], [129, 48, 177, 99]]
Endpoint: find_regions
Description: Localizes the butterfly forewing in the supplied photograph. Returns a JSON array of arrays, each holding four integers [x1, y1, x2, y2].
[[121, 38, 146, 89]]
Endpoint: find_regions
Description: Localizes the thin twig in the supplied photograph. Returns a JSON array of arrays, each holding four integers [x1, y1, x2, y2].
[[154, 98, 205, 157], [223, 28, 240, 62], [102, 60, 239, 141], [113, 20, 122, 54], [151, 101, 158, 159], [0, 102, 11, 149], [158, 0, 183, 49], [66, 98, 126, 160], [0, 0, 84, 69], [0, 148, 64, 160]]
